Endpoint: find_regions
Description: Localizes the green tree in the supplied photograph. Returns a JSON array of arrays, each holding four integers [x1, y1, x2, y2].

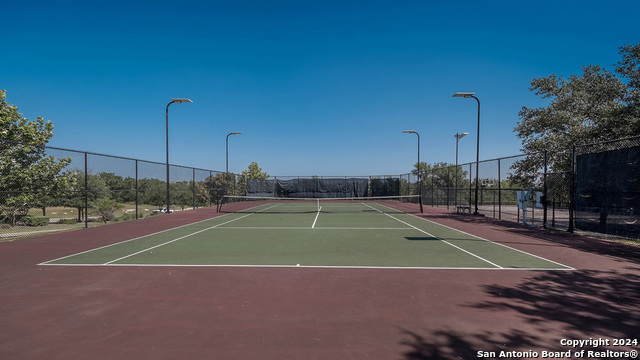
[[97, 172, 136, 203], [241, 161, 269, 179], [237, 162, 269, 196], [60, 170, 109, 222], [138, 178, 166, 208], [513, 43, 640, 179], [171, 181, 192, 211], [412, 162, 468, 189], [194, 181, 210, 207], [92, 196, 122, 223], [0, 90, 74, 225], [204, 172, 237, 203]]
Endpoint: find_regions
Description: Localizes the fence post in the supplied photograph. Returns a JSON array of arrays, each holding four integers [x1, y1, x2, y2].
[[568, 145, 576, 233], [468, 164, 472, 208], [446, 166, 450, 210], [192, 168, 196, 210], [135, 160, 139, 220], [543, 151, 548, 229], [84, 152, 88, 229], [209, 171, 212, 208], [498, 158, 502, 220]]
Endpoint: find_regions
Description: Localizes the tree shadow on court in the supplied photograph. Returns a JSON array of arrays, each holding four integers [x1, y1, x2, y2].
[[472, 269, 640, 338], [504, 227, 640, 265], [399, 328, 541, 360], [399, 269, 640, 359]]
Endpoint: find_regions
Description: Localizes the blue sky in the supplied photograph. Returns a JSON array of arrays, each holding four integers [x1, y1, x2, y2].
[[3, 0, 639, 176]]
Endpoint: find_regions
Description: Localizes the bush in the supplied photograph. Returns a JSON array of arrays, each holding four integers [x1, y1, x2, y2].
[[92, 197, 123, 223], [119, 212, 136, 221], [23, 216, 50, 226], [59, 218, 77, 225]]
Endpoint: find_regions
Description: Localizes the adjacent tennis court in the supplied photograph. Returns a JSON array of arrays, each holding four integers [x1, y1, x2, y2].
[[40, 198, 572, 270]]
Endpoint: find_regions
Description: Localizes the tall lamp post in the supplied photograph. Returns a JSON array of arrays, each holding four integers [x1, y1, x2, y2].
[[226, 132, 242, 173], [166, 98, 193, 213], [454, 132, 468, 208], [452, 92, 480, 215], [403, 130, 423, 211]]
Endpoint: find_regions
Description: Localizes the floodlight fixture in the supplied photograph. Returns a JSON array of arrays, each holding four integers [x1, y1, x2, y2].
[[452, 92, 476, 98], [171, 98, 193, 103], [455, 132, 469, 140]]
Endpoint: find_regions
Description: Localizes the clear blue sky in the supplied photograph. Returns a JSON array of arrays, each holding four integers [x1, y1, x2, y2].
[[3, 0, 639, 176]]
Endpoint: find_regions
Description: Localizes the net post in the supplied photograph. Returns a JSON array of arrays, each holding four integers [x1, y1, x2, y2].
[[419, 195, 423, 213], [217, 195, 224, 212]]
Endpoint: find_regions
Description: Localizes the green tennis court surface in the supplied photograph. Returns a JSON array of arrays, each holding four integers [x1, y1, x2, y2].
[[41, 201, 573, 270]]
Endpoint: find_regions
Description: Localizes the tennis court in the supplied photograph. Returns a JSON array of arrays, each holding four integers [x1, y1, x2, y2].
[[40, 197, 572, 270]]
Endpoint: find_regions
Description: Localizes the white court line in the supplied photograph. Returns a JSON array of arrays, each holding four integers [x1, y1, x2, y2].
[[373, 202, 575, 270], [218, 226, 410, 230], [38, 211, 239, 265], [312, 206, 321, 228], [405, 210, 576, 270], [362, 203, 503, 269], [39, 201, 281, 266], [39, 263, 575, 271], [103, 203, 282, 265]]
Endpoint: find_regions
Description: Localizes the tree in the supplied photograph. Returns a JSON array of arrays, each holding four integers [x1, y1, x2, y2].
[[240, 161, 269, 179], [513, 43, 640, 179], [0, 90, 74, 225], [237, 162, 269, 196], [194, 181, 210, 207], [138, 178, 166, 208], [412, 161, 470, 204], [411, 161, 468, 189], [92, 196, 122, 223], [59, 170, 109, 222]]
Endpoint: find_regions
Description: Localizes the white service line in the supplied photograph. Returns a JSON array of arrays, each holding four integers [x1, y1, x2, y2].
[[103, 203, 283, 265], [370, 202, 574, 270], [361, 203, 503, 269], [38, 211, 238, 265], [312, 206, 322, 228]]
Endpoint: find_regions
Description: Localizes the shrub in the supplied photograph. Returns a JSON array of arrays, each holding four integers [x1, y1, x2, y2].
[[59, 218, 77, 225], [92, 197, 123, 223], [119, 212, 136, 221], [23, 216, 50, 227]]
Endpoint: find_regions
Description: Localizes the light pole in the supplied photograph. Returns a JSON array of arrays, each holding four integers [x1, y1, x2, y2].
[[403, 130, 423, 211], [454, 132, 468, 208], [452, 92, 481, 215], [226, 132, 242, 173], [166, 98, 192, 213]]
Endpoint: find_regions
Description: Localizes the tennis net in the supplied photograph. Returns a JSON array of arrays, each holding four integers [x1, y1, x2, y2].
[[217, 195, 423, 214]]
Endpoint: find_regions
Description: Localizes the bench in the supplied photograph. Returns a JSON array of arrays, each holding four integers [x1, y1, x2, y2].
[[456, 206, 471, 214]]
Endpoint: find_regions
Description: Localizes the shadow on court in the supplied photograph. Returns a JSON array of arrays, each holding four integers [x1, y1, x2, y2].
[[405, 236, 439, 241], [419, 210, 640, 265], [399, 269, 640, 359]]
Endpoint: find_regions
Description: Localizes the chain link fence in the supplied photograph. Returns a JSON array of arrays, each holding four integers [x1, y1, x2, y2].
[[420, 154, 546, 225], [0, 139, 226, 239], [573, 136, 640, 239], [2, 135, 639, 240]]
